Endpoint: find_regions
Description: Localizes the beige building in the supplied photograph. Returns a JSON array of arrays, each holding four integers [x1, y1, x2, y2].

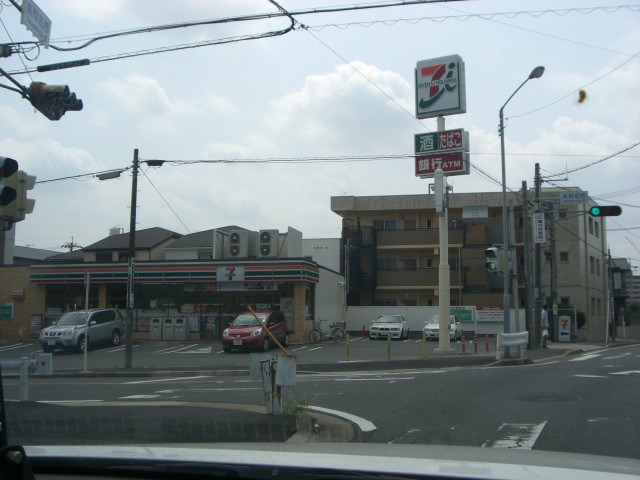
[[331, 187, 610, 342]]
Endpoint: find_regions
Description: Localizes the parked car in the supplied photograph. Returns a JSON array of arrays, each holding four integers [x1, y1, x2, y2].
[[369, 314, 409, 340], [222, 310, 289, 352], [39, 308, 125, 353], [423, 315, 462, 340]]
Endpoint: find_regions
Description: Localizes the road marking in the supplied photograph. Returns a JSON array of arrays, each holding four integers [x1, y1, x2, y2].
[[569, 353, 602, 362], [307, 405, 376, 433], [119, 394, 161, 399], [482, 421, 547, 449], [0, 343, 32, 352], [155, 344, 200, 354], [307, 347, 323, 352], [603, 353, 631, 360], [573, 374, 608, 378], [609, 370, 640, 376], [124, 375, 211, 384]]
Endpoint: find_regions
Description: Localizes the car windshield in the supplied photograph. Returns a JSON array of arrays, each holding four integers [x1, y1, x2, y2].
[[232, 314, 266, 326], [55, 312, 88, 327], [1, 1, 638, 478], [374, 316, 401, 323]]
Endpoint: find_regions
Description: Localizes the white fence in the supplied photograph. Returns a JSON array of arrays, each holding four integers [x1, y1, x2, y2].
[[343, 306, 523, 336]]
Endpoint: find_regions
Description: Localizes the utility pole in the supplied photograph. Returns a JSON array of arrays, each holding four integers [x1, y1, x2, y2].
[[546, 202, 558, 342], [125, 149, 138, 369], [534, 163, 542, 349], [522, 181, 534, 348]]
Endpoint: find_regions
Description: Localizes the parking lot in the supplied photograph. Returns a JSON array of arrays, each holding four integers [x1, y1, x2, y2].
[[0, 333, 499, 373]]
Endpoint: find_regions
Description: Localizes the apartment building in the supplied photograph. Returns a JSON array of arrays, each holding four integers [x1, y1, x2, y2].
[[331, 187, 610, 342]]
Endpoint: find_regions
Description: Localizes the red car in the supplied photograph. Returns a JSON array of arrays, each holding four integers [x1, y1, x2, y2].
[[222, 311, 289, 353]]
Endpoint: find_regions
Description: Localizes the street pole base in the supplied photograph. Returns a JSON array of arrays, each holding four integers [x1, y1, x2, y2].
[[434, 348, 455, 355]]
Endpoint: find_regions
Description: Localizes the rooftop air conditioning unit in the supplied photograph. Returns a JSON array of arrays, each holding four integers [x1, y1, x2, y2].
[[228, 230, 258, 258], [259, 229, 279, 258]]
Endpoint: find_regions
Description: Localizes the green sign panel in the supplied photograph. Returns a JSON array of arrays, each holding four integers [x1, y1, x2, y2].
[[0, 303, 14, 321]]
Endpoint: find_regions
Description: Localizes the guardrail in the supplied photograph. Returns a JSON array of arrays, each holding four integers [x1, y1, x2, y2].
[[495, 332, 529, 360], [0, 354, 53, 401]]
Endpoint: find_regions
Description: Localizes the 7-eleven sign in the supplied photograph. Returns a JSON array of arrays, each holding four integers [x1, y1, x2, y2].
[[415, 54, 466, 119]]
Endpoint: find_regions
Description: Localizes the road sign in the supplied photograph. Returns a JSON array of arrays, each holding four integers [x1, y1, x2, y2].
[[560, 191, 588, 205], [533, 212, 546, 243], [20, 0, 51, 47], [414, 129, 469, 154], [415, 151, 469, 177]]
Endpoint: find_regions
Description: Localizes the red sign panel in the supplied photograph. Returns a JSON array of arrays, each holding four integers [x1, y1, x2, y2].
[[415, 151, 469, 177]]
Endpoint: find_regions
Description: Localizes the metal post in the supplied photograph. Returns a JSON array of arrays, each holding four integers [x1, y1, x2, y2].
[[548, 203, 558, 342], [125, 149, 138, 369]]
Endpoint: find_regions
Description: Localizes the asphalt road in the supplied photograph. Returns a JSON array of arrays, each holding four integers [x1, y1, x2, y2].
[[1, 341, 638, 460]]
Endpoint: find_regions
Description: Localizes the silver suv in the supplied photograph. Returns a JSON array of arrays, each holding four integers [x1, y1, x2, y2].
[[39, 308, 125, 353]]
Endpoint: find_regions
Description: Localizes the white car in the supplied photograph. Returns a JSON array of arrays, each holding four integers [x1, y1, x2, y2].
[[423, 315, 462, 341], [369, 314, 409, 340]]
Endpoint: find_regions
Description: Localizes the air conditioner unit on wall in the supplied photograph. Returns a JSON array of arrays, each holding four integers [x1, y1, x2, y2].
[[228, 230, 258, 258], [259, 229, 279, 257]]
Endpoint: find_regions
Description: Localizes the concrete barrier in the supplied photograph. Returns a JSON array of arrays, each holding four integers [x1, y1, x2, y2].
[[0, 354, 53, 401], [495, 332, 528, 360]]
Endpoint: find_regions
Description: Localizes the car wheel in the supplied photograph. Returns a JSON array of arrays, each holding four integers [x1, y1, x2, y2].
[[77, 336, 86, 353], [262, 337, 270, 352], [111, 330, 121, 347]]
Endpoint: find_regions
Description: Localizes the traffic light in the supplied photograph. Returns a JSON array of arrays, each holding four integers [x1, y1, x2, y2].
[[27, 81, 83, 121], [484, 246, 501, 273], [589, 205, 622, 217], [0, 157, 19, 218], [0, 157, 36, 223], [7, 171, 36, 222]]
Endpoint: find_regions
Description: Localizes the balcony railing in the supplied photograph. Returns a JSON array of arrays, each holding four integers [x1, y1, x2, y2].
[[376, 229, 464, 248], [377, 268, 461, 287]]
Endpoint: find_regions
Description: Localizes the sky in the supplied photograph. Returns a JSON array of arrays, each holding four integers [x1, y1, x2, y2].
[[1, 0, 639, 268]]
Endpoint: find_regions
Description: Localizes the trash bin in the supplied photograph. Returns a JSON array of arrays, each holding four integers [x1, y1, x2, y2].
[[162, 318, 174, 340], [174, 318, 187, 341], [150, 318, 161, 340]]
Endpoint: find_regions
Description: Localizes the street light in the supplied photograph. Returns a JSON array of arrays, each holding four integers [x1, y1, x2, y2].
[[498, 66, 544, 341]]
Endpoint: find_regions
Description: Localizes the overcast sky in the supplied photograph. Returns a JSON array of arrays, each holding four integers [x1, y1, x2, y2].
[[1, 0, 638, 267]]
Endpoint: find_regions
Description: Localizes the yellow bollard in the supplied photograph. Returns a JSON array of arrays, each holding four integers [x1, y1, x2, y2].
[[422, 331, 427, 358]]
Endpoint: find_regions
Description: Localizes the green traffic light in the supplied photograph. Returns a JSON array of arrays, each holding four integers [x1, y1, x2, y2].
[[589, 205, 622, 217]]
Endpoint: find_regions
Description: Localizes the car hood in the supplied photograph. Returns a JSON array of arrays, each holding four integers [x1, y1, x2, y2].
[[370, 322, 402, 328], [424, 323, 440, 329], [226, 325, 261, 335], [41, 325, 82, 333], [24, 444, 640, 479]]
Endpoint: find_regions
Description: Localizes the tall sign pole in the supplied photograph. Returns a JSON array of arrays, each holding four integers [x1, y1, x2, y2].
[[415, 55, 468, 355]]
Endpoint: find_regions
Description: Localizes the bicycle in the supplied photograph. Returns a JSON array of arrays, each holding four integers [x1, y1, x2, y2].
[[308, 318, 345, 344]]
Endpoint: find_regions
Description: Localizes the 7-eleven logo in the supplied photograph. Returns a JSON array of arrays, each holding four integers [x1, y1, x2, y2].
[[417, 61, 458, 110]]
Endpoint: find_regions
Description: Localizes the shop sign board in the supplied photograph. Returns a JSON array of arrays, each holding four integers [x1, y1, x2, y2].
[[415, 54, 466, 119], [415, 150, 469, 178], [414, 128, 469, 154]]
